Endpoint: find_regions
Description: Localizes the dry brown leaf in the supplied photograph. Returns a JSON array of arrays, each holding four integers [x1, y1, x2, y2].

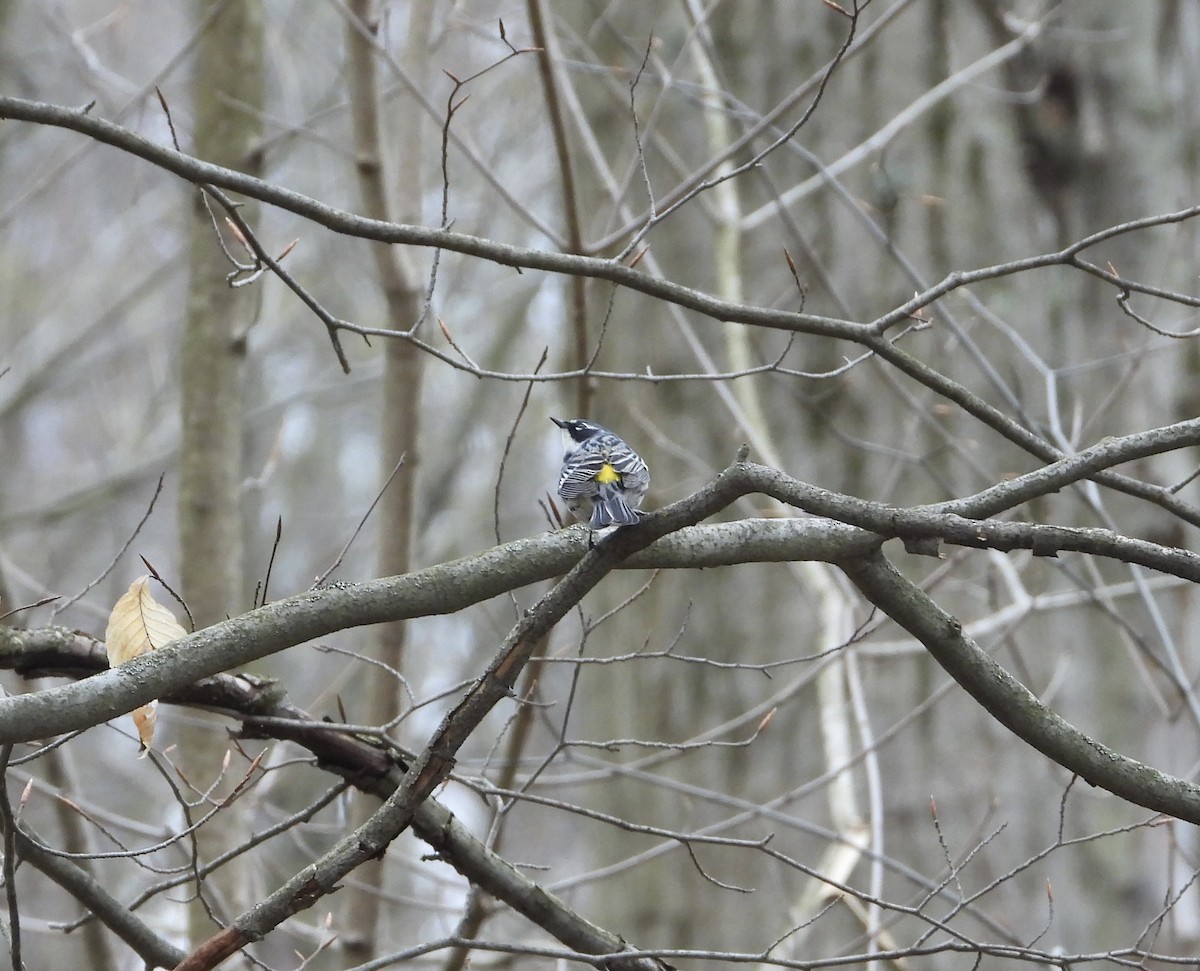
[[132, 702, 158, 757], [105, 576, 187, 757], [105, 575, 187, 665]]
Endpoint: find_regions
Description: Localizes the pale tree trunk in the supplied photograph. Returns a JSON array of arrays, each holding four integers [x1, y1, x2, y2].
[[690, 5, 869, 955], [527, 0, 592, 417], [179, 0, 264, 944], [339, 0, 431, 961]]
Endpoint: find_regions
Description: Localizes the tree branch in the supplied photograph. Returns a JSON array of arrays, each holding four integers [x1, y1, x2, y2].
[[10, 822, 186, 970], [9, 484, 1200, 962], [5, 95, 1198, 538], [0, 639, 666, 970], [839, 549, 1200, 825], [5, 427, 1200, 747], [0, 96, 864, 342], [178, 470, 751, 969]]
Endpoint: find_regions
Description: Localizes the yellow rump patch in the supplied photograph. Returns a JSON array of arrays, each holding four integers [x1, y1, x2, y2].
[[595, 463, 621, 485]]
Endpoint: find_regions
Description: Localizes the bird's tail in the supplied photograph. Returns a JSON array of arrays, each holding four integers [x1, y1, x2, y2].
[[589, 491, 642, 528]]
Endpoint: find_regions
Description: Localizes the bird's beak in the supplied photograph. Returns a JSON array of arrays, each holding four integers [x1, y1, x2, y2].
[[549, 416, 566, 428]]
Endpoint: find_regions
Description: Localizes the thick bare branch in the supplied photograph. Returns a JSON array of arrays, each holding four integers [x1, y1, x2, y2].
[[11, 823, 186, 969], [0, 634, 671, 971], [0, 96, 864, 342], [840, 549, 1200, 825], [179, 472, 750, 967], [6, 430, 1200, 747]]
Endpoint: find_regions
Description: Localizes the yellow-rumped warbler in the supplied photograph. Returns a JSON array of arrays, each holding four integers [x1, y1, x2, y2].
[[551, 417, 650, 528]]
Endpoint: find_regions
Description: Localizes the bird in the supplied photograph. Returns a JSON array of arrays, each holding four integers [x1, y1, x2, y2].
[[551, 417, 650, 529]]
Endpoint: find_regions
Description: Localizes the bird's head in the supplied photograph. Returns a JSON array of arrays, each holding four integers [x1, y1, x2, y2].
[[550, 416, 606, 443]]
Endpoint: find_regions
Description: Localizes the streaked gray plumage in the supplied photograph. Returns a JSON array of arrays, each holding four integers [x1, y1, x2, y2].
[[551, 417, 650, 528]]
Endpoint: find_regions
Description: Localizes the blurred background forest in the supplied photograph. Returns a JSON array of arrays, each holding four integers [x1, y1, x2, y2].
[[4, 0, 1200, 968]]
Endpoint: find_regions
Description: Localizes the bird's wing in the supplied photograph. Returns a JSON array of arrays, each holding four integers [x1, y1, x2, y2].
[[610, 449, 650, 492], [557, 453, 607, 498]]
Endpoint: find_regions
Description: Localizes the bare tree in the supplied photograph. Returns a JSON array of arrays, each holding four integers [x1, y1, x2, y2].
[[177, 0, 265, 944]]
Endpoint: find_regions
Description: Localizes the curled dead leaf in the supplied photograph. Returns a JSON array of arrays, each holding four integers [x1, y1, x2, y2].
[[105, 576, 187, 756], [133, 701, 158, 759]]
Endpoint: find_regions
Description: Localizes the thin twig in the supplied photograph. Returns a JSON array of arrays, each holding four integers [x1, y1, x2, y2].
[[616, 0, 863, 261], [0, 596, 59, 623], [140, 556, 195, 633], [0, 745, 21, 971], [313, 454, 406, 587], [494, 349, 549, 546], [258, 517, 283, 609], [51, 473, 165, 622]]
